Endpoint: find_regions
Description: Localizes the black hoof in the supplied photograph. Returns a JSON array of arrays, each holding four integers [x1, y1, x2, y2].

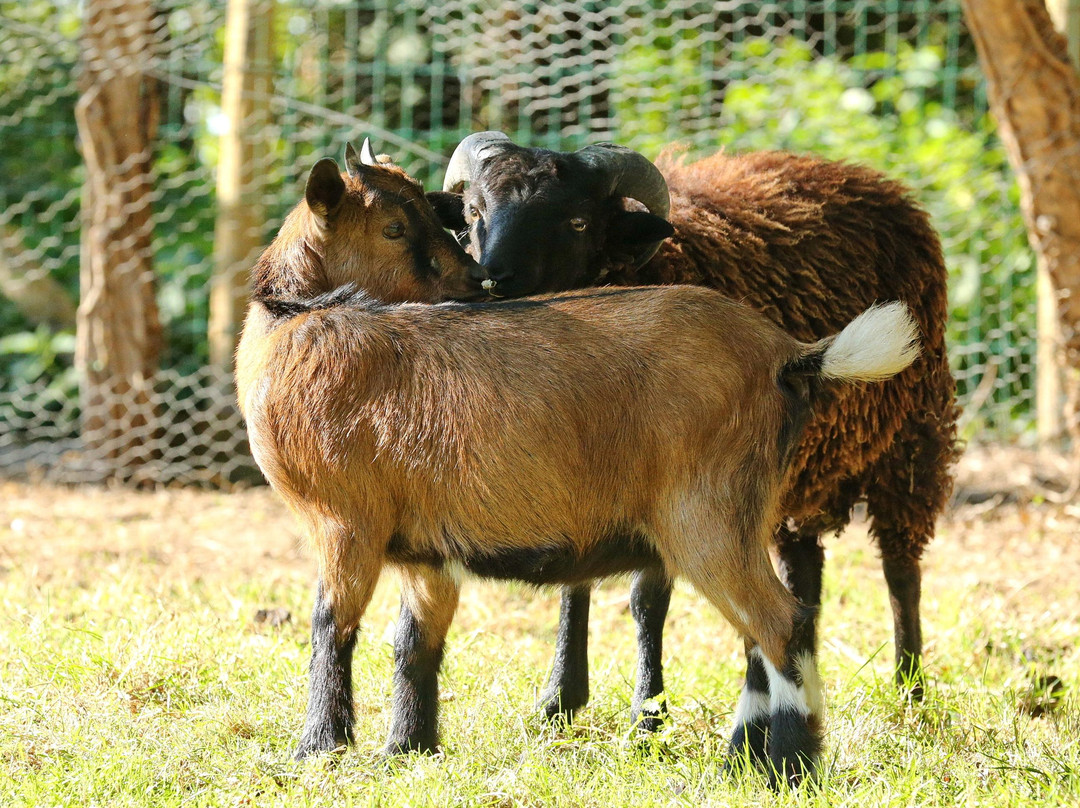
[[382, 735, 439, 758], [630, 696, 668, 734], [537, 685, 588, 725], [294, 733, 348, 761], [725, 719, 769, 774], [765, 711, 821, 789], [896, 662, 926, 703]]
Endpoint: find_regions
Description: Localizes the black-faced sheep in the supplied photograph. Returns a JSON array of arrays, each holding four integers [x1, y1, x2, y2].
[[438, 133, 961, 731], [235, 148, 921, 787]]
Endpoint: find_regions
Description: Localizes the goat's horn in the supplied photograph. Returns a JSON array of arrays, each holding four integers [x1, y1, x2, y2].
[[574, 143, 671, 268], [443, 131, 515, 192], [360, 138, 378, 166]]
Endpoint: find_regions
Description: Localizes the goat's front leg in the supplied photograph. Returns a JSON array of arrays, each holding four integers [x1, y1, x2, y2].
[[295, 524, 385, 759], [630, 566, 672, 732], [295, 577, 374, 759], [537, 583, 592, 722], [386, 564, 460, 755]]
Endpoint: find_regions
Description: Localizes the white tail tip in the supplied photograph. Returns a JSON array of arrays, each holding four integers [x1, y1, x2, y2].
[[821, 302, 921, 382]]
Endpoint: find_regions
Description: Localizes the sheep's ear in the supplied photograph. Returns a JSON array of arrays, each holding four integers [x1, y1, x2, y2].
[[305, 158, 346, 221], [609, 211, 675, 250], [426, 191, 467, 232]]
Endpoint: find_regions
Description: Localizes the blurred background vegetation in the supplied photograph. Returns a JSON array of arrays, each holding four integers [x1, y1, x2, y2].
[[0, 0, 1038, 481]]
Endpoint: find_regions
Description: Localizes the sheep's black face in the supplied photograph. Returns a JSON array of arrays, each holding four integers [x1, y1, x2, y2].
[[440, 150, 672, 298]]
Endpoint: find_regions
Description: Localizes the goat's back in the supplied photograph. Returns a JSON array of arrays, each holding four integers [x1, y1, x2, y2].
[[240, 286, 799, 556]]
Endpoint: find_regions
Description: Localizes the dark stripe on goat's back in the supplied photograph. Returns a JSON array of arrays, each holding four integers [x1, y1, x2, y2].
[[461, 286, 661, 313], [257, 285, 385, 321]]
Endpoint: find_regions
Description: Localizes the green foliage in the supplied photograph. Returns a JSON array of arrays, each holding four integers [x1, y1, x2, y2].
[[612, 33, 712, 148], [713, 40, 1035, 434], [0, 8, 1039, 441]]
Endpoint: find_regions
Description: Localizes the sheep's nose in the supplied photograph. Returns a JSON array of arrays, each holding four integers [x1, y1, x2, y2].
[[485, 264, 516, 285]]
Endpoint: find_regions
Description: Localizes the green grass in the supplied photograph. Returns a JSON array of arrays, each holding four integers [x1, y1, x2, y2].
[[1, 482, 1079, 806]]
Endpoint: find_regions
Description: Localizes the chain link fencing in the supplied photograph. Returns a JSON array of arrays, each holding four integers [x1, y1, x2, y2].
[[0, 0, 1041, 485]]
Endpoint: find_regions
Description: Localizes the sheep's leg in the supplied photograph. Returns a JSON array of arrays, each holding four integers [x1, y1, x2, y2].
[[385, 564, 460, 755], [774, 526, 825, 654], [295, 576, 377, 759], [537, 584, 591, 723], [876, 535, 924, 700], [629, 566, 672, 732], [864, 395, 955, 701]]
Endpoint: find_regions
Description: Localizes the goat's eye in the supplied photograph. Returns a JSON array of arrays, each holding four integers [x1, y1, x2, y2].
[[467, 204, 482, 222], [383, 222, 405, 239], [570, 217, 588, 232]]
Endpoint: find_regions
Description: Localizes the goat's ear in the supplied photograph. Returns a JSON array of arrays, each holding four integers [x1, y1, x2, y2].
[[609, 211, 675, 249], [426, 191, 467, 232], [305, 158, 347, 221]]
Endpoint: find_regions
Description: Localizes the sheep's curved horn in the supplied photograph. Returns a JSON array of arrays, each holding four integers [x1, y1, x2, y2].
[[574, 143, 671, 267], [443, 131, 515, 192]]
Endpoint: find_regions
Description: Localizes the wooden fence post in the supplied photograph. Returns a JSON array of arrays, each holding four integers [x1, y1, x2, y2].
[[74, 0, 163, 471]]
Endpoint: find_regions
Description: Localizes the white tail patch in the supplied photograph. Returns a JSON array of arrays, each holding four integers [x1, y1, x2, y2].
[[820, 301, 920, 383]]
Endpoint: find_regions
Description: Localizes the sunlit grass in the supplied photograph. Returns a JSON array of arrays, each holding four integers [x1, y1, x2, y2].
[[1, 481, 1078, 806]]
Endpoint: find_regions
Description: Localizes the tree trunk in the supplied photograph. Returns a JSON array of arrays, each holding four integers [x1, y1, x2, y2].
[[0, 226, 77, 329], [210, 0, 275, 371], [961, 0, 1080, 443], [74, 0, 163, 470]]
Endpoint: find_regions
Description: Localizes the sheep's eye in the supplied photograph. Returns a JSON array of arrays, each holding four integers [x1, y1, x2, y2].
[[383, 222, 405, 239], [570, 217, 588, 233]]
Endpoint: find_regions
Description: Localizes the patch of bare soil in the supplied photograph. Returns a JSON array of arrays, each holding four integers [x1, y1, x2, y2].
[[0, 480, 306, 583], [2, 445, 1079, 603]]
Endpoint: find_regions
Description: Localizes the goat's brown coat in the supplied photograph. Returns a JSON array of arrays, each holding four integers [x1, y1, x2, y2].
[[240, 286, 814, 665]]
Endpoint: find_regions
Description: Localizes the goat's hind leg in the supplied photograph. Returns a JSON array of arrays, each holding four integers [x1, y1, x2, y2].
[[670, 520, 823, 787], [386, 563, 460, 755], [729, 525, 823, 767], [726, 637, 771, 771], [753, 611, 823, 789]]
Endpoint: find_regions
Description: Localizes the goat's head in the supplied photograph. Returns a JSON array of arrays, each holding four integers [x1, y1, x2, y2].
[[251, 140, 484, 304], [437, 132, 674, 298]]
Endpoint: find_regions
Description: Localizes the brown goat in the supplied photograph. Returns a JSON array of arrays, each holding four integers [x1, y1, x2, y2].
[[236, 148, 920, 787]]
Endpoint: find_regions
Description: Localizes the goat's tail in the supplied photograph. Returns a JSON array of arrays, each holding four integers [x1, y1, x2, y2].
[[790, 301, 921, 384]]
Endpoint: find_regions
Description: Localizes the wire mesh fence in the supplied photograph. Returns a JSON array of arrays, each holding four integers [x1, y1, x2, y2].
[[0, 0, 1041, 485]]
